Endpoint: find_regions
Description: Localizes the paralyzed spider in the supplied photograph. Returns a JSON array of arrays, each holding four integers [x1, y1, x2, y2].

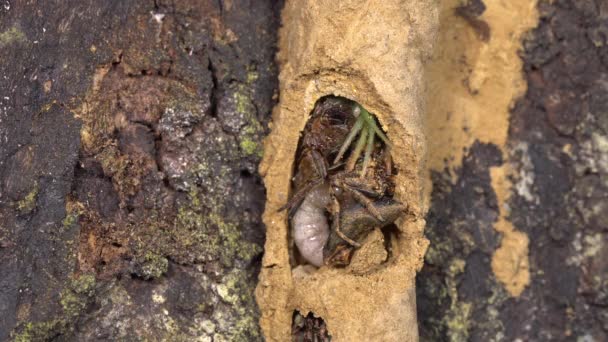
[[281, 96, 405, 267]]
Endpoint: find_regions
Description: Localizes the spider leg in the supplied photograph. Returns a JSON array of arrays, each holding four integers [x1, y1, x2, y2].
[[310, 149, 328, 179], [333, 115, 364, 165], [360, 106, 391, 146], [277, 177, 323, 214], [360, 125, 375, 177], [331, 196, 361, 247], [342, 184, 385, 222], [279, 149, 328, 214], [341, 177, 384, 198], [345, 126, 368, 172], [328, 162, 345, 172], [383, 146, 393, 176]]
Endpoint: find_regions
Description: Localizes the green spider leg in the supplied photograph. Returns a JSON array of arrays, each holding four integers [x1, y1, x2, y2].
[[333, 116, 364, 165], [361, 127, 375, 177], [360, 106, 391, 146], [333, 104, 391, 176], [345, 125, 367, 171]]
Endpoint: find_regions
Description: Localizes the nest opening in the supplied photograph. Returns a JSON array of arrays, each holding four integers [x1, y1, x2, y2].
[[284, 95, 404, 271]]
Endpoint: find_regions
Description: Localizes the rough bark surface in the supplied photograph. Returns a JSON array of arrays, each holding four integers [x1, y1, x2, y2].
[[2, 0, 606, 341], [0, 1, 280, 340], [417, 0, 608, 341]]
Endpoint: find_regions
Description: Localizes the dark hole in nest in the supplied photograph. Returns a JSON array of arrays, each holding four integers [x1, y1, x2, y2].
[[286, 95, 401, 268], [292, 310, 332, 342]]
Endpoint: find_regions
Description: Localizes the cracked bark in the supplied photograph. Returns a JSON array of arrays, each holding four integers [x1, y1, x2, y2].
[[1, 0, 607, 341], [0, 0, 280, 340]]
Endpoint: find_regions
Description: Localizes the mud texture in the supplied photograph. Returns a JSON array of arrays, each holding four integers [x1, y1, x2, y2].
[[256, 0, 438, 341], [0, 0, 280, 340], [417, 0, 608, 341]]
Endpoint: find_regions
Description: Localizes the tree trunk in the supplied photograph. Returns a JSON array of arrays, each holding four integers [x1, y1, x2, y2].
[[1, 0, 606, 341], [0, 1, 280, 340]]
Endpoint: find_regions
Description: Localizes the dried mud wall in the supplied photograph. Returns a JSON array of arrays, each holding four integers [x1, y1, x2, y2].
[[256, 1, 438, 341]]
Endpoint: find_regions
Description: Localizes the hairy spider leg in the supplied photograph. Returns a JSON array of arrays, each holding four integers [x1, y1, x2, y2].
[[345, 126, 368, 171], [341, 183, 386, 222], [333, 115, 364, 165], [331, 196, 361, 248], [310, 149, 328, 180], [360, 126, 375, 177], [360, 106, 391, 146], [278, 177, 324, 215], [341, 177, 385, 198]]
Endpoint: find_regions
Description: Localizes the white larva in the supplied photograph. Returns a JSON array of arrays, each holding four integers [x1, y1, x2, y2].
[[291, 184, 330, 267]]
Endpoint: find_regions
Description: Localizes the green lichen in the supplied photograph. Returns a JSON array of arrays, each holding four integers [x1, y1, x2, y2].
[[201, 320, 216, 334], [60, 274, 96, 317], [234, 91, 250, 116], [16, 184, 39, 214], [138, 252, 169, 280], [233, 87, 265, 158], [128, 185, 262, 338], [0, 27, 26, 47], [207, 210, 261, 267], [62, 212, 80, 229], [246, 70, 259, 84], [164, 90, 206, 122], [130, 184, 261, 271], [13, 275, 95, 341], [171, 201, 221, 260], [213, 270, 261, 341], [583, 232, 603, 258], [143, 187, 261, 267], [239, 138, 262, 157], [12, 320, 63, 342], [61, 214, 78, 228], [444, 258, 471, 342], [445, 302, 472, 342], [71, 274, 96, 296]]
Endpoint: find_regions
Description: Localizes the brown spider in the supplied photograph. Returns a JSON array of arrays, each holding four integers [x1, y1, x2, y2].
[[281, 96, 404, 266]]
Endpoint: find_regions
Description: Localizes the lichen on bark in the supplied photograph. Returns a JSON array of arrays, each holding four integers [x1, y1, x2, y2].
[[0, 0, 281, 341]]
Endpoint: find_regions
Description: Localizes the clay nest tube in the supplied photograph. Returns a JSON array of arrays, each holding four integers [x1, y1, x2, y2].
[[256, 1, 439, 341]]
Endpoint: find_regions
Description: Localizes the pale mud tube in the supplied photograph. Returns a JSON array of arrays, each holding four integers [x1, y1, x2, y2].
[[256, 1, 439, 341]]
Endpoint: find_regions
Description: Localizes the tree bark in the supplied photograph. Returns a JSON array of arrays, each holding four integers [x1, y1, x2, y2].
[[0, 1, 280, 340], [1, 0, 606, 341]]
